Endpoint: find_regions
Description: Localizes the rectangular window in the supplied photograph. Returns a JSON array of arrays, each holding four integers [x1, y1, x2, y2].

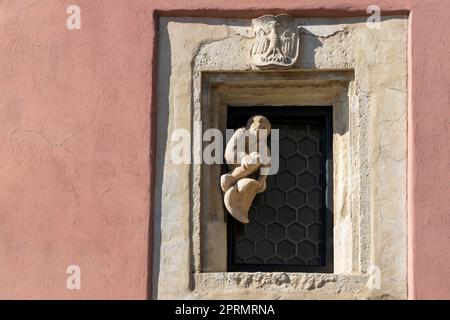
[[227, 106, 333, 273]]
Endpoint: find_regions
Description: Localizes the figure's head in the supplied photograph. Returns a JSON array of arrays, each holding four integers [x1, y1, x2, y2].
[[246, 115, 271, 140], [264, 20, 279, 33]]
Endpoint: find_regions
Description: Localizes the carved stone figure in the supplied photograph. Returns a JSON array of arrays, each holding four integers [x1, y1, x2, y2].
[[251, 14, 299, 69], [221, 115, 271, 224]]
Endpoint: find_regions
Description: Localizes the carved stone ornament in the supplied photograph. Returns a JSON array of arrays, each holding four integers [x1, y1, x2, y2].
[[251, 14, 299, 69], [220, 115, 271, 224]]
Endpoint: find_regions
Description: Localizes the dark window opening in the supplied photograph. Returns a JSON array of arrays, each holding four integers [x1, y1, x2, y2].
[[227, 106, 333, 273]]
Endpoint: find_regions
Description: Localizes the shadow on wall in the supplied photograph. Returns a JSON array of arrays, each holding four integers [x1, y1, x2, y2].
[[151, 18, 171, 300], [298, 27, 323, 68]]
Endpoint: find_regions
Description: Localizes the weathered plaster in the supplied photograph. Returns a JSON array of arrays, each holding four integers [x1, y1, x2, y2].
[[1, 0, 449, 300], [153, 16, 408, 299], [0, 0, 153, 299]]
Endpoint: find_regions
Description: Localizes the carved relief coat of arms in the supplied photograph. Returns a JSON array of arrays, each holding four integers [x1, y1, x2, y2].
[[251, 14, 299, 69]]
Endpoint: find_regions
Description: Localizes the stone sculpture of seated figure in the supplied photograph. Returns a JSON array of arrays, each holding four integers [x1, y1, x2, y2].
[[221, 115, 271, 224]]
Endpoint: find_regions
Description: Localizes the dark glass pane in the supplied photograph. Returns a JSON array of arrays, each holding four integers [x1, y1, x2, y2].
[[227, 107, 333, 272]]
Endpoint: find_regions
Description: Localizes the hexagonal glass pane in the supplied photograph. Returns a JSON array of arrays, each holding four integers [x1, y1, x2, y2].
[[256, 205, 276, 224], [248, 207, 256, 221], [308, 124, 322, 139], [280, 137, 296, 156], [287, 154, 306, 174], [255, 239, 275, 260], [278, 206, 296, 225], [298, 240, 316, 260], [267, 223, 285, 242], [278, 156, 287, 172], [287, 224, 306, 242], [308, 155, 322, 174], [246, 222, 265, 242], [307, 257, 321, 265], [297, 206, 316, 225], [266, 257, 284, 265], [228, 109, 331, 271], [278, 172, 296, 191], [298, 139, 316, 156], [277, 240, 295, 259], [246, 256, 264, 264], [308, 189, 321, 209], [287, 189, 306, 208], [266, 174, 277, 187], [267, 188, 285, 208], [308, 223, 321, 243], [287, 257, 306, 265], [298, 171, 316, 192], [235, 256, 244, 264], [234, 224, 246, 240], [288, 123, 307, 139], [253, 192, 266, 207], [236, 240, 254, 259]]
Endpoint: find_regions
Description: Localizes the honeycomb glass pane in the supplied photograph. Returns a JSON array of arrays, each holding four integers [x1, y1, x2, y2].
[[236, 239, 254, 259], [278, 156, 287, 172], [278, 206, 296, 225], [229, 115, 329, 270], [280, 138, 296, 156], [253, 193, 266, 207], [287, 189, 306, 207], [278, 172, 296, 191], [266, 257, 284, 265], [246, 222, 265, 242], [255, 239, 275, 259], [298, 172, 316, 192], [288, 123, 307, 139], [308, 124, 322, 139], [287, 224, 306, 242], [267, 188, 285, 208], [256, 205, 276, 224], [287, 154, 306, 174], [267, 223, 285, 241], [277, 240, 295, 259], [308, 155, 322, 174], [298, 139, 316, 156], [308, 189, 321, 209], [297, 206, 316, 225], [298, 240, 316, 260], [308, 223, 321, 243]]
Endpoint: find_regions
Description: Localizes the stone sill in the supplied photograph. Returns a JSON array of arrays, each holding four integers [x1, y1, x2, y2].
[[193, 272, 378, 299]]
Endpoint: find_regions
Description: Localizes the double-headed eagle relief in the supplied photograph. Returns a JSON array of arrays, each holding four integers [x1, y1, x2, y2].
[[251, 14, 299, 69]]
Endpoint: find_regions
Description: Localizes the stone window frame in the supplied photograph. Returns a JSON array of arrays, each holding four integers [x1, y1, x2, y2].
[[153, 16, 407, 299], [191, 70, 373, 297]]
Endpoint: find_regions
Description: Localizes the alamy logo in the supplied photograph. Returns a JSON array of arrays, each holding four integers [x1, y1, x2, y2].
[[66, 5, 81, 30], [366, 265, 381, 290], [170, 121, 280, 175], [366, 5, 381, 29], [66, 265, 81, 290]]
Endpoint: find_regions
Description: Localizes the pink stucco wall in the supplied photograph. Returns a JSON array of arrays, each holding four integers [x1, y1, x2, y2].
[[0, 0, 448, 299]]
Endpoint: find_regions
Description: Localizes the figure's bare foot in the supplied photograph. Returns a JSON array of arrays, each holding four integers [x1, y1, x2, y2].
[[221, 174, 236, 193]]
